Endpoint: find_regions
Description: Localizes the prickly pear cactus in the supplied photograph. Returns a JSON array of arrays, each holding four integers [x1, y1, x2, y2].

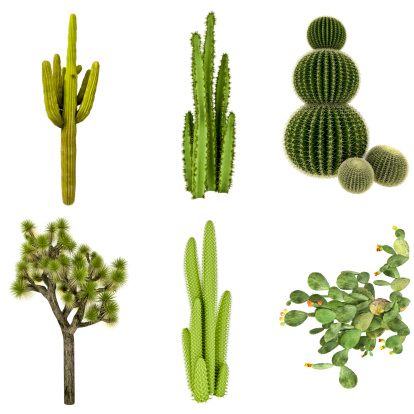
[[338, 158, 374, 194], [281, 226, 410, 389], [365, 145, 409, 187], [284, 16, 368, 177]]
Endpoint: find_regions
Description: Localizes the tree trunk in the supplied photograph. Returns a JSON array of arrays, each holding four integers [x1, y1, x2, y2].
[[63, 332, 75, 405]]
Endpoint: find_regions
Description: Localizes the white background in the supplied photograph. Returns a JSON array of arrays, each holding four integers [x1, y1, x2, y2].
[[0, 0, 413, 412]]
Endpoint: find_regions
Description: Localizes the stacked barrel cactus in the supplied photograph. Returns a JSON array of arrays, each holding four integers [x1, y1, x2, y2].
[[280, 226, 410, 389], [182, 12, 236, 199], [182, 221, 231, 402], [284, 16, 369, 177], [42, 14, 100, 205]]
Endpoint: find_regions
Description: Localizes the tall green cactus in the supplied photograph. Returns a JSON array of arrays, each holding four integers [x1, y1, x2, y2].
[[42, 14, 100, 205], [182, 13, 236, 199], [182, 221, 232, 402], [281, 226, 411, 389]]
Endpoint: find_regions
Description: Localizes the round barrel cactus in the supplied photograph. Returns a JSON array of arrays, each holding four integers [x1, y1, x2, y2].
[[365, 145, 409, 187], [337, 158, 374, 194], [307, 16, 346, 50], [284, 17, 369, 177]]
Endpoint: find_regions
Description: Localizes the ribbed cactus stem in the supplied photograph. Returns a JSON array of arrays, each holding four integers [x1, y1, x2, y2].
[[203, 12, 216, 191], [61, 14, 78, 205], [183, 112, 194, 192], [218, 113, 236, 193], [191, 33, 208, 199], [182, 328, 192, 390], [215, 290, 231, 369], [202, 221, 217, 394], [190, 298, 203, 390]]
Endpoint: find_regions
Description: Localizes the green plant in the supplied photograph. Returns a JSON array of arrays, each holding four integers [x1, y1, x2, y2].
[[182, 221, 231, 402], [284, 16, 368, 177], [365, 145, 409, 187], [281, 226, 410, 389], [11, 219, 127, 404], [182, 12, 236, 199], [42, 14, 100, 205], [338, 158, 374, 194]]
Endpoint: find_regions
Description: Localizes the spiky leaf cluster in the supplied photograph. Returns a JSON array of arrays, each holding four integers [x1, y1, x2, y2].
[[365, 145, 409, 187], [11, 219, 127, 329], [338, 158, 374, 194], [182, 221, 231, 403], [284, 105, 368, 176], [307, 16, 347, 50], [284, 17, 369, 178], [183, 12, 236, 199], [281, 227, 410, 389]]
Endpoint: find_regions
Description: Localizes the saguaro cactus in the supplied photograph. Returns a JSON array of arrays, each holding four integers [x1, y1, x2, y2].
[[42, 14, 100, 205], [182, 13, 236, 199], [284, 16, 368, 177], [182, 221, 232, 402], [281, 226, 410, 389]]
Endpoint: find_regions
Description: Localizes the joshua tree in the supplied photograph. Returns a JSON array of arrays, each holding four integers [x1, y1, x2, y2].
[[10, 219, 127, 405], [42, 14, 100, 205]]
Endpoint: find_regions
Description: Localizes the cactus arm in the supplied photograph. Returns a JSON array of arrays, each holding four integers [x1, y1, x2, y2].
[[203, 12, 216, 191], [75, 62, 99, 123], [214, 362, 228, 397], [190, 298, 203, 390], [76, 65, 82, 74], [42, 61, 64, 128], [182, 112, 194, 192], [58, 67, 66, 108], [193, 359, 209, 403], [218, 113, 236, 193], [214, 54, 230, 183], [184, 237, 202, 306], [202, 220, 217, 394], [191, 33, 208, 199], [182, 328, 192, 390], [61, 14, 78, 205], [52, 54, 62, 101], [77, 69, 90, 105], [215, 290, 231, 368]]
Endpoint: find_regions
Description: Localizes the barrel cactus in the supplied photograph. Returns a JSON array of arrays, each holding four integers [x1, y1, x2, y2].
[[338, 158, 374, 194], [284, 17, 368, 177], [365, 145, 409, 187], [281, 226, 410, 389]]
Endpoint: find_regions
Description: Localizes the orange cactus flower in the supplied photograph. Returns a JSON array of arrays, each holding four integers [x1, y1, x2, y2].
[[317, 300, 322, 305], [304, 363, 313, 368], [379, 338, 385, 343], [307, 300, 313, 307], [380, 345, 386, 350]]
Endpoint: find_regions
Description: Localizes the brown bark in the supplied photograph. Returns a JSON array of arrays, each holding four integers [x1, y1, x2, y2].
[[63, 332, 75, 405]]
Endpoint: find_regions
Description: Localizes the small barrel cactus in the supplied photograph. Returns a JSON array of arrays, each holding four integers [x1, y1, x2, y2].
[[338, 158, 374, 194], [284, 17, 369, 177], [281, 226, 410, 389], [365, 145, 409, 187]]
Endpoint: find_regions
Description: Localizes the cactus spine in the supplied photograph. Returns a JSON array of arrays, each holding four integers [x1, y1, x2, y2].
[[365, 145, 409, 187], [284, 17, 368, 177], [182, 221, 231, 402], [338, 158, 374, 194], [42, 14, 100, 205], [183, 13, 236, 198]]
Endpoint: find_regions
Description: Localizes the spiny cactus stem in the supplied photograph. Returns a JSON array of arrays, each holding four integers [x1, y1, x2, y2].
[[61, 14, 78, 205]]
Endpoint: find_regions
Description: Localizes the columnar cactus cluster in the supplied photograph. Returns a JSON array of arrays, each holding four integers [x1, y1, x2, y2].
[[284, 16, 369, 177], [281, 226, 410, 389], [182, 221, 231, 402], [42, 14, 100, 205], [182, 13, 236, 199]]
